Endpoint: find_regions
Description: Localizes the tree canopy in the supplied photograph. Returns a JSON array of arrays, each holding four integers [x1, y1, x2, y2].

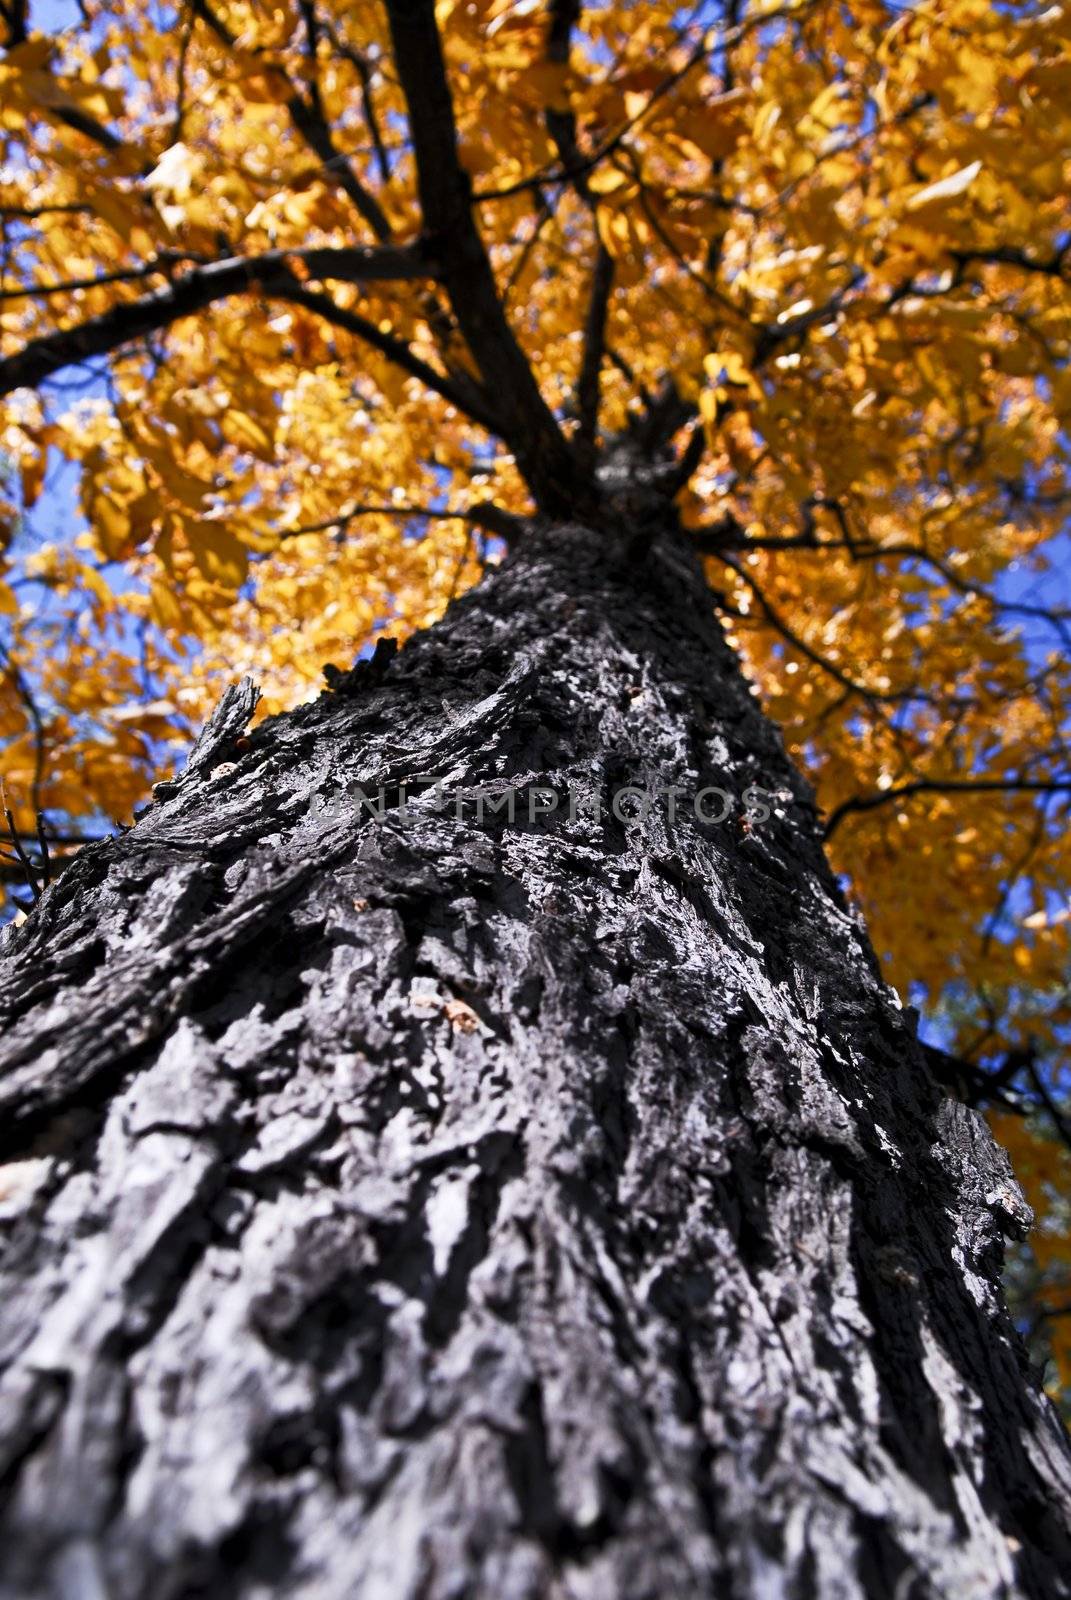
[[2, 0, 1071, 1385]]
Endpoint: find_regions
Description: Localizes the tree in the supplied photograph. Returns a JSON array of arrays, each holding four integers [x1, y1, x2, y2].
[[1, 0, 1071, 1592]]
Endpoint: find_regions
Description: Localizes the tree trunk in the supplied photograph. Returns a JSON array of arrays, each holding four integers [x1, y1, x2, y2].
[[2, 506, 1070, 1600]]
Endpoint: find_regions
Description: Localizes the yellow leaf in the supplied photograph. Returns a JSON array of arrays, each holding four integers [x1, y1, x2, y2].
[[93, 496, 131, 561], [87, 184, 143, 240], [588, 167, 632, 198], [4, 36, 55, 73], [906, 160, 982, 213], [20, 451, 45, 510], [186, 525, 249, 590], [521, 61, 571, 113], [145, 142, 199, 198], [220, 411, 275, 459], [150, 577, 184, 632]]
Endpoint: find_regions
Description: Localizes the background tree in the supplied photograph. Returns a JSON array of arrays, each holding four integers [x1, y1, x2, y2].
[[3, 0, 1071, 1592]]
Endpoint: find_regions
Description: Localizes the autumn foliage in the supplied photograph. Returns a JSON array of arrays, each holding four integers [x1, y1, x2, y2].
[[2, 0, 1071, 1385]]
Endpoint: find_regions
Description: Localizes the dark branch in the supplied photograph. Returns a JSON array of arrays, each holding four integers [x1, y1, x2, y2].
[[950, 243, 1071, 281], [0, 789, 40, 904], [1024, 1052, 1071, 1154], [321, 20, 393, 185], [920, 1040, 1032, 1114], [0, 255, 211, 302], [0, 245, 433, 397], [188, 0, 393, 239], [280, 500, 527, 544], [34, 813, 51, 891], [634, 380, 697, 453], [280, 285, 501, 431], [712, 550, 932, 709], [543, 0, 591, 206], [575, 243, 614, 467], [0, 0, 29, 47], [0, 202, 92, 220], [49, 102, 124, 154], [664, 422, 706, 496], [474, 3, 807, 205], [383, 0, 587, 514], [0, 647, 46, 814], [753, 272, 864, 366], [824, 778, 1071, 841]]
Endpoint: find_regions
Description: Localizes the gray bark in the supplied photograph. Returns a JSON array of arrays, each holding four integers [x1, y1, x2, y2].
[[1, 505, 1070, 1599]]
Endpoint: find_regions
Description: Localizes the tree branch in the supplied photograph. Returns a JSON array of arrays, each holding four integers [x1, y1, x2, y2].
[[544, 0, 591, 206], [274, 285, 502, 430], [920, 1039, 1031, 1114], [0, 646, 46, 815], [187, 0, 393, 240], [320, 19, 393, 185], [383, 0, 587, 514], [664, 421, 705, 495], [0, 0, 29, 48], [48, 102, 125, 154], [0, 202, 92, 220], [575, 243, 614, 467], [474, 3, 808, 205], [950, 243, 1071, 281], [0, 783, 40, 903], [0, 254, 210, 301], [824, 778, 1071, 841], [0, 244, 433, 397], [280, 500, 527, 543], [713, 550, 939, 709]]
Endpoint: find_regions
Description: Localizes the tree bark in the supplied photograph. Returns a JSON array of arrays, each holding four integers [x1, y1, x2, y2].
[[1, 506, 1070, 1599]]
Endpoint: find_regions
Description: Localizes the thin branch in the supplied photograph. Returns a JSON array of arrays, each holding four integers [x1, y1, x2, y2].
[[446, 526, 475, 600], [48, 102, 125, 154], [0, 782, 40, 903], [171, 4, 195, 145], [824, 778, 1071, 841], [279, 285, 501, 430], [981, 799, 1050, 959], [920, 1040, 1032, 1113], [1, 18, 124, 147], [712, 549, 933, 710], [474, 3, 810, 205], [17, 55, 126, 152], [502, 194, 554, 307], [664, 422, 705, 496], [0, 254, 211, 301], [188, 0, 393, 239], [34, 811, 51, 890], [321, 21, 392, 185], [279, 500, 526, 543], [758, 92, 935, 222], [0, 646, 45, 813], [1035, 1301, 1071, 1324], [696, 495, 1071, 653], [1024, 1054, 1071, 1155], [753, 271, 865, 366], [0, 202, 93, 219], [950, 243, 1071, 281]]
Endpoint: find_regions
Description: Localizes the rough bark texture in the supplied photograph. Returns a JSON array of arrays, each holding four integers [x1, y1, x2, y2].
[[1, 506, 1070, 1599]]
